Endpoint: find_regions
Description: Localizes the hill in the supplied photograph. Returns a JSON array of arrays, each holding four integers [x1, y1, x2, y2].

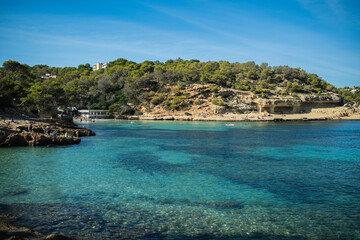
[[1, 58, 359, 120]]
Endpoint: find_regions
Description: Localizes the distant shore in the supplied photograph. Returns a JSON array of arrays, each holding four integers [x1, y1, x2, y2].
[[113, 105, 360, 122]]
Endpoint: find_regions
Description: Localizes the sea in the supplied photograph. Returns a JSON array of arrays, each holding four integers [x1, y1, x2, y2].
[[0, 120, 359, 239]]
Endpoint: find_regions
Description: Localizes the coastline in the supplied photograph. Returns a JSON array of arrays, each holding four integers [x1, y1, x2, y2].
[[131, 106, 360, 122]]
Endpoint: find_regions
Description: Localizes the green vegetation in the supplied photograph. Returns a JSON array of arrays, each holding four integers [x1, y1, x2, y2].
[[210, 98, 226, 106], [338, 87, 360, 104], [1, 58, 359, 116]]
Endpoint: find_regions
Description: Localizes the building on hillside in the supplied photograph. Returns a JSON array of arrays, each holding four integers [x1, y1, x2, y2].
[[93, 63, 107, 71], [41, 73, 57, 79], [78, 109, 110, 119]]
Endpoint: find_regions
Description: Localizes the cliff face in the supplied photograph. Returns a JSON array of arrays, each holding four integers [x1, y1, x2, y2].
[[139, 84, 344, 116], [257, 92, 342, 113]]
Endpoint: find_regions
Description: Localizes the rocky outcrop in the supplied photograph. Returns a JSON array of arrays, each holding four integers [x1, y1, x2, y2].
[[0, 118, 95, 147], [257, 98, 301, 113], [0, 130, 81, 147], [256, 93, 342, 114]]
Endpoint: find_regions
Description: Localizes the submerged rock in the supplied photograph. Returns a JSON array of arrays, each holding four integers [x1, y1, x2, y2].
[[0, 221, 75, 240]]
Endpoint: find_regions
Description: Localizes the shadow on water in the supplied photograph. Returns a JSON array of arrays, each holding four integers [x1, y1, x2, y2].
[[136, 195, 244, 211], [116, 147, 353, 205], [112, 125, 360, 205], [119, 151, 187, 174], [0, 189, 30, 198]]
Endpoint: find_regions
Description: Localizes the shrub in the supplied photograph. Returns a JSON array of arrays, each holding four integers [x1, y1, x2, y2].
[[148, 91, 155, 97], [108, 103, 135, 115], [161, 99, 171, 108], [280, 90, 288, 96], [234, 84, 250, 91], [209, 85, 221, 92], [177, 81, 186, 90], [171, 96, 187, 109], [194, 100, 204, 105], [260, 92, 268, 98], [211, 98, 226, 106], [171, 87, 181, 96], [158, 88, 171, 93], [150, 93, 166, 105]]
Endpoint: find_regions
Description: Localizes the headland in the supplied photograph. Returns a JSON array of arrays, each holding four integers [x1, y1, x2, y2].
[[0, 111, 95, 147]]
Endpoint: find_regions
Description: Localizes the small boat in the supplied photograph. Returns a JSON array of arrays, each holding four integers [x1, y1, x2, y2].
[[226, 123, 234, 126]]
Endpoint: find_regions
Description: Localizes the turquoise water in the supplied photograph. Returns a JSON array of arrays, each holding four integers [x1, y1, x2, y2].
[[0, 120, 359, 239]]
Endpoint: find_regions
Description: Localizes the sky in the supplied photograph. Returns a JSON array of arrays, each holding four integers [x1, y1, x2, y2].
[[0, 0, 359, 87]]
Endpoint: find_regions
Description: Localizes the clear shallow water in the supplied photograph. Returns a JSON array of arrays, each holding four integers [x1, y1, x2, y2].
[[0, 120, 359, 239]]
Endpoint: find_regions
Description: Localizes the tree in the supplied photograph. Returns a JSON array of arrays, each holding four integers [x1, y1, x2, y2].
[[260, 62, 269, 70], [2, 60, 23, 72], [24, 79, 65, 115], [140, 61, 155, 73], [0, 60, 34, 106], [78, 63, 92, 72]]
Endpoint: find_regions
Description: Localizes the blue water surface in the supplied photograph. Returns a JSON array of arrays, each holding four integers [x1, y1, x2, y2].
[[0, 120, 359, 239]]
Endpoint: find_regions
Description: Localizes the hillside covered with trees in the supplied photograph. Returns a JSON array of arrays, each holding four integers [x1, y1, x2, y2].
[[1, 58, 359, 117]]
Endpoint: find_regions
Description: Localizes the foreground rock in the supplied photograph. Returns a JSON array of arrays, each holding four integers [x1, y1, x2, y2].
[[0, 210, 75, 239], [0, 130, 81, 147], [0, 221, 75, 240], [0, 117, 95, 147]]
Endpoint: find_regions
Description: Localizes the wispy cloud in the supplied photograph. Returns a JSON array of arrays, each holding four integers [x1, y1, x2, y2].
[[324, 0, 346, 15], [296, 0, 351, 23], [140, 1, 356, 74]]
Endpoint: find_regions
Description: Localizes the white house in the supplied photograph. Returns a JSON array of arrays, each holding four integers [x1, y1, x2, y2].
[[41, 73, 57, 79], [93, 63, 107, 71], [78, 109, 110, 119]]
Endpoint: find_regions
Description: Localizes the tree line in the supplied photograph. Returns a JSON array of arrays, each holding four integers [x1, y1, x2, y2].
[[1, 58, 359, 116]]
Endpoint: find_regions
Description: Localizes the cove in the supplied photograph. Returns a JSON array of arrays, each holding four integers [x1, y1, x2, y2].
[[0, 120, 360, 239]]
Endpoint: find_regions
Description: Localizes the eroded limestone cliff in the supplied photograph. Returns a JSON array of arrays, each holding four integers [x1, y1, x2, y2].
[[138, 84, 345, 117]]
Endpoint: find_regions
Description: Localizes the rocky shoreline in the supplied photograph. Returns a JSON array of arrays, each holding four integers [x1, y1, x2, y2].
[[0, 115, 95, 147], [123, 104, 360, 122]]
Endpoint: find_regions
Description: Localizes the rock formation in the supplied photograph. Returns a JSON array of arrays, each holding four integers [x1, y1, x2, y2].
[[134, 84, 360, 121], [257, 92, 342, 113], [0, 117, 95, 147], [0, 130, 81, 147], [141, 84, 344, 116]]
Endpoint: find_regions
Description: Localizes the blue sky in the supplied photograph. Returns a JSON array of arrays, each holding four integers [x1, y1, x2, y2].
[[0, 0, 359, 87]]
